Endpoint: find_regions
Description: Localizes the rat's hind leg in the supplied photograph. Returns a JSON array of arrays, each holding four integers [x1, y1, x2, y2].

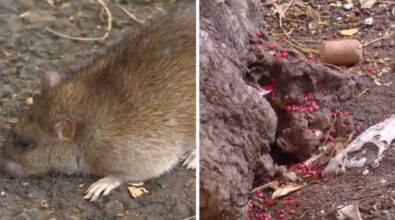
[[83, 174, 124, 202], [182, 148, 196, 169]]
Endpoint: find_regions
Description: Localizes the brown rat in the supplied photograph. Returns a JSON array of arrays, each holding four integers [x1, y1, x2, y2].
[[0, 7, 195, 201]]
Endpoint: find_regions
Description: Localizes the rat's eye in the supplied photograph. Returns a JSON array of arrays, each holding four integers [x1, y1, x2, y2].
[[18, 139, 36, 151]]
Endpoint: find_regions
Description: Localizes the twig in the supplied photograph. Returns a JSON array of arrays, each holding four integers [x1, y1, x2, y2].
[[298, 39, 321, 44], [276, 0, 318, 54], [118, 5, 145, 24], [380, 0, 395, 4], [323, 63, 343, 71], [278, 0, 295, 31], [251, 181, 278, 194], [357, 88, 369, 99], [323, 112, 337, 147], [45, 0, 112, 41], [363, 32, 393, 47], [288, 42, 319, 54], [183, 216, 196, 220]]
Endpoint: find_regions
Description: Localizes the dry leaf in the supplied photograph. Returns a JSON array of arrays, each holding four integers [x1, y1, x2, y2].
[[128, 181, 144, 187], [128, 185, 149, 198], [360, 0, 377, 9], [340, 28, 359, 36], [7, 117, 18, 124], [25, 97, 33, 106], [272, 182, 305, 199]]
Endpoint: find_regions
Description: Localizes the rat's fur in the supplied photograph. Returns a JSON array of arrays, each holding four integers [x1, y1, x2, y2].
[[1, 7, 195, 200]]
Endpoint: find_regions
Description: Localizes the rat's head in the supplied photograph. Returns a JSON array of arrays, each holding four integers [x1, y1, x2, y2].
[[0, 72, 80, 177]]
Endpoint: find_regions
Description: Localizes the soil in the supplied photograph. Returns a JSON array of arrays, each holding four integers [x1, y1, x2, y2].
[[248, 0, 395, 219], [0, 0, 195, 219]]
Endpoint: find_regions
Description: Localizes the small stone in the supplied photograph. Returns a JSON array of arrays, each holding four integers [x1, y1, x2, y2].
[[17, 0, 35, 8], [7, 17, 25, 33], [21, 181, 30, 186], [104, 200, 124, 218], [365, 17, 373, 25], [146, 215, 162, 220], [25, 97, 33, 106], [4, 183, 22, 194], [66, 216, 80, 220], [26, 208, 46, 219], [13, 212, 32, 220], [173, 202, 192, 217], [26, 192, 38, 199], [7, 117, 19, 124], [4, 67, 19, 75], [380, 179, 387, 184]]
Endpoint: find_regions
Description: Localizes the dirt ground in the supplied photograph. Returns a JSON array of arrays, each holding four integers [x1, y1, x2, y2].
[[248, 0, 395, 219], [0, 0, 195, 219]]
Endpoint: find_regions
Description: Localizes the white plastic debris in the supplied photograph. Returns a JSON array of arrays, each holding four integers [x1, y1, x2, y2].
[[344, 3, 354, 10], [337, 203, 362, 220], [258, 88, 272, 96], [360, 0, 377, 9], [323, 114, 395, 175]]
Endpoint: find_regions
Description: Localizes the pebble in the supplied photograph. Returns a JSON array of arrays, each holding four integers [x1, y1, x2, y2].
[[66, 215, 80, 220], [173, 202, 192, 217], [365, 17, 373, 25], [146, 215, 163, 220], [59, 184, 74, 194], [26, 208, 46, 219], [13, 212, 32, 220], [7, 17, 25, 33], [104, 200, 124, 218], [16, 0, 35, 8], [26, 192, 38, 199], [144, 203, 167, 215], [4, 182, 23, 194], [12, 209, 46, 220]]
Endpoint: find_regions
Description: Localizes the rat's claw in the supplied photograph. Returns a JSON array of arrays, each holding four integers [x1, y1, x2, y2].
[[83, 175, 122, 202], [182, 149, 196, 169]]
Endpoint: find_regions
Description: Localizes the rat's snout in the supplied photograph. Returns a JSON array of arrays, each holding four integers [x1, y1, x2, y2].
[[0, 146, 30, 177], [0, 156, 31, 177]]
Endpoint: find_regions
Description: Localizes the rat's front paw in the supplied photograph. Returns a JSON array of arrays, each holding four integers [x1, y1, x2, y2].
[[83, 175, 122, 202], [182, 149, 196, 169]]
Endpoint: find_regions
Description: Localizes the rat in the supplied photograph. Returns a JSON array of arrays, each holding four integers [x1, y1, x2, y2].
[[0, 6, 196, 202]]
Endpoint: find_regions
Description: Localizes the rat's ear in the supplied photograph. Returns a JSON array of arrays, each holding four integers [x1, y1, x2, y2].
[[54, 119, 75, 140], [41, 71, 61, 94]]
